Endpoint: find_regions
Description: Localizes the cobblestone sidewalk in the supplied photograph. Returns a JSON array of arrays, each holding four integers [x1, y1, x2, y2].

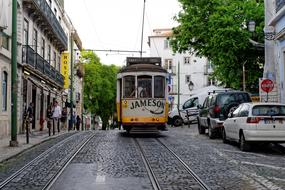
[[0, 129, 68, 162]]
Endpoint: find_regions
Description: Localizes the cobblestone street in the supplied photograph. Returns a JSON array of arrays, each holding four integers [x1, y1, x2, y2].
[[1, 126, 285, 190]]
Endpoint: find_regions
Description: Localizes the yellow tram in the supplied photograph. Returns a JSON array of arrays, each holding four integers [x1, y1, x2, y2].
[[116, 57, 169, 133]]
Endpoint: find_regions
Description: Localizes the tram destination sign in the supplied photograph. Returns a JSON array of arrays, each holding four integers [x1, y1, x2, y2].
[[127, 57, 161, 66]]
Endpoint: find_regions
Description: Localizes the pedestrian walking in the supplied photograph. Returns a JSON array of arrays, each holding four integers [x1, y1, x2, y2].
[[61, 106, 68, 129], [26, 102, 34, 133], [86, 116, 91, 130], [46, 103, 53, 136], [52, 100, 61, 134], [76, 115, 81, 131]]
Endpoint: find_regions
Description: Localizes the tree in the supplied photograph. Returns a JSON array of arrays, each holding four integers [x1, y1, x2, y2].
[[170, 0, 264, 92], [82, 51, 119, 129]]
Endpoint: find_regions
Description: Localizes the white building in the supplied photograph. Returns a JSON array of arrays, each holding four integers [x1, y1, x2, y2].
[[0, 0, 12, 137], [148, 28, 214, 109], [264, 0, 285, 103], [0, 0, 83, 137]]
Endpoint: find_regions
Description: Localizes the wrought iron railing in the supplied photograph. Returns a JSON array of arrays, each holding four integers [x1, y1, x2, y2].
[[22, 46, 64, 87], [276, 0, 285, 13], [50, 67, 56, 81], [36, 54, 44, 73], [23, 0, 68, 48], [22, 45, 36, 67], [44, 60, 51, 77]]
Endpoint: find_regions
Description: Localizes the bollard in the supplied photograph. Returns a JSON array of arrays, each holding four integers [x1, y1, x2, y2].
[[48, 120, 51, 136], [26, 119, 29, 144], [53, 118, 55, 135]]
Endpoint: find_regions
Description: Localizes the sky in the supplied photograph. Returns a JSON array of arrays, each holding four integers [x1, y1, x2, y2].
[[64, 0, 181, 66]]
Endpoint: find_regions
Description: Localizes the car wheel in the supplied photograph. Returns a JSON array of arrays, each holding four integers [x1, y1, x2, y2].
[[240, 133, 250, 151], [197, 120, 205, 134], [173, 116, 183, 127], [222, 128, 229, 144], [208, 121, 215, 139]]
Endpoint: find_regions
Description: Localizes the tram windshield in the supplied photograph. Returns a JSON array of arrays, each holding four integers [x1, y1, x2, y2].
[[123, 76, 135, 98], [154, 76, 165, 98], [138, 76, 152, 98]]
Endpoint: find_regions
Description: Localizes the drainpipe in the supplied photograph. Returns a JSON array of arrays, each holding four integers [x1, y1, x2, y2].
[[10, 0, 18, 146]]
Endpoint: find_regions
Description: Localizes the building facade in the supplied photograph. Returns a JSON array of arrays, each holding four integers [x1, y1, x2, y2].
[[266, 0, 285, 103], [0, 0, 83, 138], [148, 28, 213, 109], [0, 0, 12, 137]]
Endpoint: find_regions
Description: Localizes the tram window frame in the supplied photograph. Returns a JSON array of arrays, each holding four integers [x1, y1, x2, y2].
[[123, 76, 136, 98], [137, 75, 152, 98], [154, 76, 165, 98]]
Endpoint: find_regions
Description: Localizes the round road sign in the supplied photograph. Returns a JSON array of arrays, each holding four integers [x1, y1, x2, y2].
[[261, 79, 274, 93]]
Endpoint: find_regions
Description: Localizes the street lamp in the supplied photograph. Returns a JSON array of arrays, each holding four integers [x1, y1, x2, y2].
[[248, 20, 256, 33]]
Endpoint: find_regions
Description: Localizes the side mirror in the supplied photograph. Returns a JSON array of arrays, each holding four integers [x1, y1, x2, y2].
[[197, 104, 202, 109]]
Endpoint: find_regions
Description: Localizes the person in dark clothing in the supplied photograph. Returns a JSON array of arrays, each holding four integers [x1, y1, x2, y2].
[[46, 103, 53, 129], [27, 102, 34, 122], [76, 115, 81, 131]]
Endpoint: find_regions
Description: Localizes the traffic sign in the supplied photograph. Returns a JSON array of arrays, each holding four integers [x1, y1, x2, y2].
[[261, 79, 274, 93]]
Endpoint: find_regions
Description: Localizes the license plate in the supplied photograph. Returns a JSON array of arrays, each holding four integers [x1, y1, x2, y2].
[[264, 119, 283, 124], [264, 119, 275, 124]]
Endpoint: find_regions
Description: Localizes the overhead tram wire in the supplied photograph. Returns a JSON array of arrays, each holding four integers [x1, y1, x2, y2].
[[77, 49, 146, 54]]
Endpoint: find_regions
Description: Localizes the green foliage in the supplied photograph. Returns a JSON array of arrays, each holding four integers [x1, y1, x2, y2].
[[82, 51, 120, 129], [170, 0, 264, 92]]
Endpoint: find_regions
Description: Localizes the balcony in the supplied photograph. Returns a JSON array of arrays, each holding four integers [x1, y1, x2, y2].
[[36, 54, 44, 73], [22, 45, 36, 67], [23, 0, 68, 50], [44, 60, 51, 77], [276, 0, 285, 13], [22, 46, 64, 88]]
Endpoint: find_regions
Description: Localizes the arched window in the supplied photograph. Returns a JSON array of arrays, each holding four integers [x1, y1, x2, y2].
[[2, 71, 8, 111]]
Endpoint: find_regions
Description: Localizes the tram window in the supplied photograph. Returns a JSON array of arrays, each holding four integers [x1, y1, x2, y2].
[[154, 76, 165, 98], [123, 76, 135, 98], [138, 76, 152, 98]]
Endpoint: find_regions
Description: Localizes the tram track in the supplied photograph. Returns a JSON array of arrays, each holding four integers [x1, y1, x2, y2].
[[134, 137, 210, 190], [0, 132, 95, 190]]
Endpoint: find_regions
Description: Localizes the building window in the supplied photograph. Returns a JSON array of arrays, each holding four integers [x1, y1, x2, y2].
[[41, 37, 45, 58], [53, 51, 56, 67], [1, 33, 9, 50], [49, 0, 52, 7], [164, 59, 172, 70], [54, 8, 57, 17], [2, 71, 8, 111], [33, 29, 38, 52], [185, 75, 191, 83], [23, 19, 29, 46], [58, 56, 61, 71], [47, 45, 51, 63], [164, 39, 170, 49], [184, 57, 191, 64], [58, 16, 61, 23]]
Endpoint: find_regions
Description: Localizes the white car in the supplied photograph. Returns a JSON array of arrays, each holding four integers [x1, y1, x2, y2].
[[223, 102, 285, 151]]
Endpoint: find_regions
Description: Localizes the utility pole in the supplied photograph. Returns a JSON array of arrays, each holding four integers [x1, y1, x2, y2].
[[140, 0, 146, 57], [69, 33, 74, 130], [10, 0, 18, 146]]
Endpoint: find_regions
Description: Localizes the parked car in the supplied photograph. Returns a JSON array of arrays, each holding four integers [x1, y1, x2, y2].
[[223, 102, 285, 151], [168, 93, 208, 126], [197, 91, 252, 138]]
